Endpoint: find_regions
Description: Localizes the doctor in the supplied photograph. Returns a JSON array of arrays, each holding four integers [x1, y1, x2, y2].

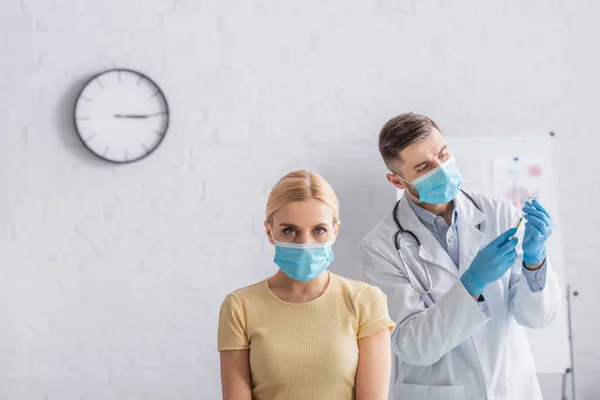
[[358, 112, 561, 400]]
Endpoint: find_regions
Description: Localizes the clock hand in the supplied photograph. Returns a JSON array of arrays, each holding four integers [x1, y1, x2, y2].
[[113, 111, 166, 119], [114, 114, 148, 119]]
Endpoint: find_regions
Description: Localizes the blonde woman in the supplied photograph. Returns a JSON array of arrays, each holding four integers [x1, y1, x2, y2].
[[217, 170, 395, 400]]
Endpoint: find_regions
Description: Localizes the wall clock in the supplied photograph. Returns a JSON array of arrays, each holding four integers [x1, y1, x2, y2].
[[73, 68, 170, 163]]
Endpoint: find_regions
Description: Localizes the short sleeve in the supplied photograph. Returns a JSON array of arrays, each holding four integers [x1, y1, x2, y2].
[[355, 286, 396, 340], [217, 294, 250, 351]]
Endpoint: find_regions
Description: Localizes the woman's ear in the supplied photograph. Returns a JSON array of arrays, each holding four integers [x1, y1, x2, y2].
[[264, 220, 275, 245], [332, 220, 341, 244]]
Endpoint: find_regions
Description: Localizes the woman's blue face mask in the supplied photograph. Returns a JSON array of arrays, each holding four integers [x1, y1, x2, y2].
[[399, 157, 463, 204], [273, 240, 334, 282]]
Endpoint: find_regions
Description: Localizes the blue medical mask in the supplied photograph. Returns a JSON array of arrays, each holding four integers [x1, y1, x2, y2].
[[409, 157, 463, 204], [273, 240, 334, 282]]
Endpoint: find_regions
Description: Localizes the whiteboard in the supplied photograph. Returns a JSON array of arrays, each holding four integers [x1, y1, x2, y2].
[[396, 134, 570, 374]]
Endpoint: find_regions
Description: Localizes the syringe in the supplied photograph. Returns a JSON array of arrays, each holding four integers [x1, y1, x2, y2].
[[510, 190, 540, 239]]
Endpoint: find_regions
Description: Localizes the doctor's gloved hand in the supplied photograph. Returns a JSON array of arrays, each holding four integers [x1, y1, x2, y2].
[[522, 199, 553, 266], [460, 227, 519, 297]]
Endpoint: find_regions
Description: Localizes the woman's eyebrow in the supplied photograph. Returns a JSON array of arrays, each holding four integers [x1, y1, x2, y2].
[[278, 223, 328, 228]]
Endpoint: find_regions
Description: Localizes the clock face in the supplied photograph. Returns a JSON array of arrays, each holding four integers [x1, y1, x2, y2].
[[74, 69, 169, 163]]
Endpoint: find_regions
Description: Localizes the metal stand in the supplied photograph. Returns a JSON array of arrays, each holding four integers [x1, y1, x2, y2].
[[561, 285, 578, 400]]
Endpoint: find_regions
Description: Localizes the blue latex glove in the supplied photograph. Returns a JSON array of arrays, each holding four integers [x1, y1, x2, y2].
[[522, 199, 553, 265], [461, 227, 519, 296]]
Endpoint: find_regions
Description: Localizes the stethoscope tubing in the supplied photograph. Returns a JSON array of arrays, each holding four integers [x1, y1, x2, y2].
[[392, 189, 483, 302]]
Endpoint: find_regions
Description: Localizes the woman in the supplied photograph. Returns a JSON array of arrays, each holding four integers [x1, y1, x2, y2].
[[217, 170, 395, 400]]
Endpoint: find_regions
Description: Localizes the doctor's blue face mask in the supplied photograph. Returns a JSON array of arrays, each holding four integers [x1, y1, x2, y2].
[[400, 157, 463, 204], [273, 240, 334, 282]]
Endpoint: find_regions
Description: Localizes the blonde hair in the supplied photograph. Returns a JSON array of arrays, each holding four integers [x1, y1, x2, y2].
[[265, 170, 340, 225]]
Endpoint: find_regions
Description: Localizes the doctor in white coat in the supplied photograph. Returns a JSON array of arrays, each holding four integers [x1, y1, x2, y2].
[[358, 113, 561, 400]]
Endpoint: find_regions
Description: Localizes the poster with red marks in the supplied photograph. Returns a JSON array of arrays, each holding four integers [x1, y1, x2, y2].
[[492, 156, 548, 210]]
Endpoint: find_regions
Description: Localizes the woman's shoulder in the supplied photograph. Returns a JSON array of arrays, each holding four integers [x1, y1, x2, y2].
[[222, 280, 268, 305], [331, 273, 386, 302], [331, 273, 393, 334]]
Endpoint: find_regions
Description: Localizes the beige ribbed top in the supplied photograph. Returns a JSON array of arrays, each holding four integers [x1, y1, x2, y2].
[[217, 272, 395, 400]]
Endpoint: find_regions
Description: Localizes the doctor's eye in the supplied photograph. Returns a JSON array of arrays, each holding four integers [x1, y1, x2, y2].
[[416, 164, 429, 173], [283, 227, 296, 236]]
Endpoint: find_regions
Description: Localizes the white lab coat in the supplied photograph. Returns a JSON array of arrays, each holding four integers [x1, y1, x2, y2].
[[357, 191, 561, 400]]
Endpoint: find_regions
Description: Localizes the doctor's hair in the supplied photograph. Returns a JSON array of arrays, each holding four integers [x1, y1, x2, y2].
[[265, 170, 340, 225], [379, 112, 441, 171]]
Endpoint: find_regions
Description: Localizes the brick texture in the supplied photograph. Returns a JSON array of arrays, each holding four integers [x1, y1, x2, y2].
[[0, 0, 597, 399]]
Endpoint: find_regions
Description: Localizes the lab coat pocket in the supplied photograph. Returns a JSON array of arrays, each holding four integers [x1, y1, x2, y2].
[[395, 382, 465, 399]]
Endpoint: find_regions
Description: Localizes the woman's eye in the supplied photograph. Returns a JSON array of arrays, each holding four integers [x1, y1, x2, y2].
[[314, 227, 327, 235], [283, 228, 296, 235]]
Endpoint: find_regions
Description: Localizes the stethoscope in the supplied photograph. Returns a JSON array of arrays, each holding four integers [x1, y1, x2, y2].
[[392, 189, 483, 298]]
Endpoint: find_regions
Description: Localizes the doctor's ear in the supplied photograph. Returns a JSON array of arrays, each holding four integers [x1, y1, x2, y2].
[[386, 173, 407, 190]]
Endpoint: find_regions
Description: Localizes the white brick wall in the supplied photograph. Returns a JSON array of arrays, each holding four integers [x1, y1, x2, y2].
[[0, 0, 597, 398]]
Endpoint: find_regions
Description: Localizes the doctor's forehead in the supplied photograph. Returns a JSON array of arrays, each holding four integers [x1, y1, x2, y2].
[[398, 128, 447, 164]]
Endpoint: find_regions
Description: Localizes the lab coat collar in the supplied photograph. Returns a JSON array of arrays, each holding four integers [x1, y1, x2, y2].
[[407, 195, 459, 231], [455, 191, 486, 275]]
